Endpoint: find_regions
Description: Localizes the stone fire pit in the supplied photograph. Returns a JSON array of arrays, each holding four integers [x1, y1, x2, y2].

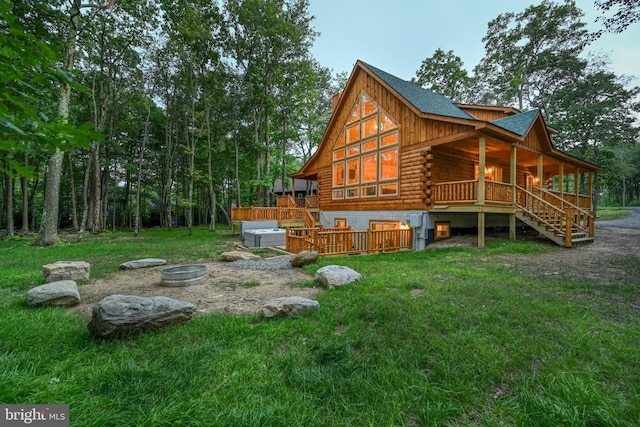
[[160, 265, 207, 287]]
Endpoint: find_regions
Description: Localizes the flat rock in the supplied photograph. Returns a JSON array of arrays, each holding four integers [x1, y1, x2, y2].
[[315, 265, 361, 289], [43, 261, 90, 283], [290, 250, 319, 267], [26, 280, 80, 307], [219, 251, 261, 262], [120, 258, 167, 270], [262, 296, 319, 318], [87, 295, 196, 339]]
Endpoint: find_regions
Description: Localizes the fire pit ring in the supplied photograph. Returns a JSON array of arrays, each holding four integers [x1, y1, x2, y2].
[[160, 264, 207, 287]]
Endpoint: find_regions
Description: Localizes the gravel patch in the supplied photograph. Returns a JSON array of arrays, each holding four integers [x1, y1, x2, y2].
[[225, 256, 294, 271], [597, 207, 640, 229]]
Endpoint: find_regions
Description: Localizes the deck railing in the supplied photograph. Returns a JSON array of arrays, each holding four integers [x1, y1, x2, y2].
[[433, 180, 477, 204], [485, 181, 513, 204], [231, 206, 306, 224], [286, 227, 413, 255], [539, 189, 593, 234]]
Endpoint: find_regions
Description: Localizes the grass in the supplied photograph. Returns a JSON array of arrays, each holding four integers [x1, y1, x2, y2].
[[1, 228, 639, 426], [597, 206, 634, 221]]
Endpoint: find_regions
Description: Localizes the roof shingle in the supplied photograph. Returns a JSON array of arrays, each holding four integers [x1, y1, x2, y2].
[[360, 61, 475, 121]]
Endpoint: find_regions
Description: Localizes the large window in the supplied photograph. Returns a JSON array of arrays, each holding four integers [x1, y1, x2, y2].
[[332, 93, 399, 199]]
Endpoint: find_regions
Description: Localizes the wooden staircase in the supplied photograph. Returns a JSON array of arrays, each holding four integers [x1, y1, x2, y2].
[[515, 186, 594, 248]]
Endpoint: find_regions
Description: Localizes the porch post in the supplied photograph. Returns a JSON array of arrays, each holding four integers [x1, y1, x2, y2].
[[537, 154, 544, 193], [588, 171, 593, 209], [575, 168, 580, 205], [509, 145, 517, 241], [478, 136, 486, 248], [558, 162, 564, 198], [478, 136, 486, 205]]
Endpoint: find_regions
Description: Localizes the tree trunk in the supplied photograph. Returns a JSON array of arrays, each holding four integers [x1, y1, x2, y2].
[[21, 152, 29, 232], [37, 0, 80, 246], [206, 109, 216, 231], [5, 170, 14, 235], [234, 135, 241, 207], [67, 152, 78, 232], [134, 98, 151, 237]]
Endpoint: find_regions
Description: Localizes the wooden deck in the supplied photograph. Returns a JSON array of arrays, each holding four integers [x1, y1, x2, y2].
[[231, 183, 595, 252]]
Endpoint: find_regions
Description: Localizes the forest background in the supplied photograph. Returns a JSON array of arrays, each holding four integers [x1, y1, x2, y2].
[[1, 0, 639, 245]]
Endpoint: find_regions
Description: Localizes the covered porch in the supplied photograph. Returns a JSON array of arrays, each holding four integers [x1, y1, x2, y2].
[[425, 134, 597, 248]]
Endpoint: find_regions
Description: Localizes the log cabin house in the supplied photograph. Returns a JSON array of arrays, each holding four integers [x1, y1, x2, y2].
[[283, 61, 599, 252]]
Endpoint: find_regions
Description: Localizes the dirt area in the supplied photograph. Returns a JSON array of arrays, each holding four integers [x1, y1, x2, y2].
[[429, 225, 640, 288], [70, 257, 319, 318]]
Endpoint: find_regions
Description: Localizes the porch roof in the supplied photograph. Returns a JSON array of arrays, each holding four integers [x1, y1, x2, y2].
[[491, 109, 539, 136]]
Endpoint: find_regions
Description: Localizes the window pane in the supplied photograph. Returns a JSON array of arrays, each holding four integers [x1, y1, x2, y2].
[[381, 132, 398, 146], [362, 185, 377, 197], [347, 159, 359, 184], [362, 96, 377, 116], [347, 124, 360, 143], [362, 139, 377, 151], [363, 116, 377, 138], [346, 187, 359, 198], [333, 149, 345, 161], [379, 183, 397, 195], [347, 102, 360, 123], [335, 131, 345, 148], [347, 145, 360, 157], [333, 162, 344, 186], [380, 112, 397, 131], [332, 189, 344, 199], [362, 154, 377, 182], [380, 149, 397, 179]]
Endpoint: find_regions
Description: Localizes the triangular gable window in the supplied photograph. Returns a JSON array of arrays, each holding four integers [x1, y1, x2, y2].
[[332, 93, 400, 199]]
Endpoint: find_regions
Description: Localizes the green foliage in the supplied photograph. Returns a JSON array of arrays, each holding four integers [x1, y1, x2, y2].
[[1, 232, 639, 425], [0, 2, 91, 175], [595, 0, 640, 33], [413, 48, 473, 102]]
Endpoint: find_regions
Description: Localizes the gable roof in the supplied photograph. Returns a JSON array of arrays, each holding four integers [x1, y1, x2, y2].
[[491, 109, 539, 136], [360, 61, 476, 121]]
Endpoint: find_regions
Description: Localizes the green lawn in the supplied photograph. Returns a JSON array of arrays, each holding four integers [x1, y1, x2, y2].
[[597, 207, 634, 221], [1, 228, 638, 426]]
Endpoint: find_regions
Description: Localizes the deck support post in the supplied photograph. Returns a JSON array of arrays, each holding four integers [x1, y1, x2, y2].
[[478, 211, 485, 249], [509, 213, 516, 241]]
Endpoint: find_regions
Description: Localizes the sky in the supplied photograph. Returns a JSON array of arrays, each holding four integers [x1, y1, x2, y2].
[[307, 0, 640, 86]]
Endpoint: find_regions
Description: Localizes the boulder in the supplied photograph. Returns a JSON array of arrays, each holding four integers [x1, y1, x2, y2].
[[87, 295, 196, 339], [262, 296, 319, 318], [315, 265, 361, 289], [290, 250, 319, 267], [219, 251, 261, 262], [26, 280, 80, 307], [43, 261, 90, 283], [120, 258, 167, 270]]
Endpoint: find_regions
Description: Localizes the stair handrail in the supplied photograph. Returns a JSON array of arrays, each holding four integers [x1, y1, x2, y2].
[[515, 185, 567, 236], [537, 189, 593, 235]]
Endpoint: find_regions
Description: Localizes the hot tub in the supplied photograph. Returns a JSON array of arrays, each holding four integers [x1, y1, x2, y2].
[[243, 228, 286, 248]]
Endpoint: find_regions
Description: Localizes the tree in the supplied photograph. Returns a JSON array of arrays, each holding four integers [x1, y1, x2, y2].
[[595, 0, 640, 33], [474, 0, 589, 111], [547, 60, 640, 212], [413, 48, 473, 102]]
